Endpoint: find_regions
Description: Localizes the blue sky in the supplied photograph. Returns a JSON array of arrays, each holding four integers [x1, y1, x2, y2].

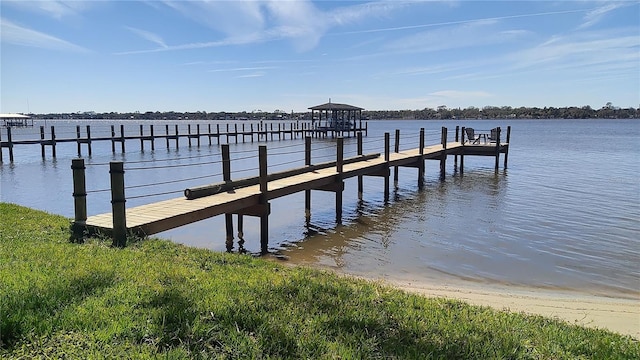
[[1, 1, 639, 113]]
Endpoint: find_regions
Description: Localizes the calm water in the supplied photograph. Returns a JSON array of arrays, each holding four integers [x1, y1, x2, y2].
[[1, 119, 639, 298]]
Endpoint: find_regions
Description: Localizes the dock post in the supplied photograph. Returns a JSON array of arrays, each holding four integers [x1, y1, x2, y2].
[[357, 132, 363, 199], [440, 127, 447, 180], [504, 126, 511, 168], [336, 137, 344, 224], [394, 129, 400, 187], [76, 125, 82, 156], [110, 125, 116, 153], [454, 125, 459, 168], [197, 124, 201, 146], [237, 214, 245, 251], [40, 126, 46, 158], [87, 125, 92, 156], [7, 127, 14, 162], [258, 145, 269, 254], [188, 124, 193, 147], [234, 124, 238, 143], [384, 132, 390, 203], [119, 125, 125, 153], [174, 125, 179, 148], [51, 126, 57, 158], [139, 125, 145, 151], [460, 127, 465, 174], [165, 125, 170, 148], [305, 137, 312, 225], [0, 128, 3, 162], [208, 124, 212, 146], [222, 144, 234, 252], [418, 128, 425, 189], [494, 127, 501, 172], [217, 124, 220, 145], [150, 125, 155, 151], [71, 158, 87, 241], [109, 161, 127, 248]]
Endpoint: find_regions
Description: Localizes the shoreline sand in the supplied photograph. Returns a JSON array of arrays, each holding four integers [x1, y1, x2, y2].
[[275, 258, 639, 339], [381, 277, 639, 339]]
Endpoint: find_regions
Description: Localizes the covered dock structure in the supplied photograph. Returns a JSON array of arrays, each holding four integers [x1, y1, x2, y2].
[[1, 113, 33, 127], [309, 101, 363, 131]]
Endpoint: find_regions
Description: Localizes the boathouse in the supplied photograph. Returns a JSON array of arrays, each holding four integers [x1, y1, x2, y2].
[[1, 113, 33, 127], [309, 101, 363, 131]]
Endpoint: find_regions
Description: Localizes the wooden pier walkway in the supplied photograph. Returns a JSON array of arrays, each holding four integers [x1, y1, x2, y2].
[[71, 126, 510, 254], [0, 120, 367, 162]]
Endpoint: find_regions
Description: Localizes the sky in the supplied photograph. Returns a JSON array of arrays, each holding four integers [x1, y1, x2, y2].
[[1, 0, 639, 113]]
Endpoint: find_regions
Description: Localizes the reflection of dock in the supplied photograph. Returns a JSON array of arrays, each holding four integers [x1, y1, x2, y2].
[[71, 126, 510, 254], [0, 121, 367, 162]]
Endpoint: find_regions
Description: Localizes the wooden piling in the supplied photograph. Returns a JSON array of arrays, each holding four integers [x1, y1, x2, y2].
[[258, 145, 269, 254], [357, 131, 363, 199], [418, 128, 425, 189], [440, 127, 447, 180], [222, 144, 234, 252], [336, 137, 344, 224], [71, 158, 87, 240], [384, 132, 390, 202], [119, 125, 125, 153], [40, 126, 46, 158], [504, 126, 511, 168], [305, 137, 312, 224], [109, 161, 127, 247], [394, 129, 400, 186], [494, 127, 501, 172]]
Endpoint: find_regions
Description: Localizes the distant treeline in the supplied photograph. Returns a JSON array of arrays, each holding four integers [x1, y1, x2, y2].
[[29, 104, 639, 121]]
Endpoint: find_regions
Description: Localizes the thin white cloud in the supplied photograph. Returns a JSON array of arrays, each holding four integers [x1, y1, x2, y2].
[[122, 0, 408, 54], [125, 26, 168, 48], [0, 18, 90, 53], [579, 2, 627, 29], [3, 0, 96, 19], [208, 66, 277, 73]]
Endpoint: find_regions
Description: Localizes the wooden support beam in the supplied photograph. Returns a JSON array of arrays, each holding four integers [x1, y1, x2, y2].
[[504, 126, 511, 168], [384, 132, 390, 202], [259, 145, 269, 254], [109, 161, 127, 248], [71, 158, 87, 241]]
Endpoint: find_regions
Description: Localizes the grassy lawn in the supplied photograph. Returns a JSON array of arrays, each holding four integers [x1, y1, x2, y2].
[[1, 202, 638, 359]]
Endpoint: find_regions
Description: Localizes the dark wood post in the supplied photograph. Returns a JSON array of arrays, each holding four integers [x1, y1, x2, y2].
[[196, 124, 201, 146], [51, 126, 57, 158], [305, 137, 312, 224], [208, 124, 212, 146], [174, 124, 179, 148], [87, 125, 92, 156], [165, 125, 170, 148], [504, 126, 511, 168], [110, 125, 116, 153], [394, 129, 400, 186], [109, 161, 127, 247], [188, 124, 193, 147], [494, 127, 501, 172], [222, 144, 233, 252], [40, 126, 46, 158], [384, 132, 390, 203], [259, 145, 269, 254], [234, 124, 238, 143], [336, 137, 344, 224], [250, 123, 254, 143], [76, 125, 82, 156], [440, 127, 447, 180], [418, 128, 425, 189], [237, 214, 244, 250], [357, 131, 363, 199], [460, 127, 465, 174], [217, 124, 221, 144], [71, 158, 87, 240], [454, 125, 459, 167], [139, 125, 145, 151], [119, 125, 125, 153], [149, 125, 155, 151]]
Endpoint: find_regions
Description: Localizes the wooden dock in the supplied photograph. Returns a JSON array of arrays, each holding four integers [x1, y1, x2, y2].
[[0, 120, 367, 162], [71, 126, 510, 254]]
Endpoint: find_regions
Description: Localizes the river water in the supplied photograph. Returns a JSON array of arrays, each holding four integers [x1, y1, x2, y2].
[[1, 119, 638, 298]]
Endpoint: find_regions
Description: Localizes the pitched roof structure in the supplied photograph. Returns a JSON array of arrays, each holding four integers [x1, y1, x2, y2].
[[308, 102, 364, 111]]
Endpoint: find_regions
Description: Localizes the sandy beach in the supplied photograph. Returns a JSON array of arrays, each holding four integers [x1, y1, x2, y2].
[[373, 277, 640, 339]]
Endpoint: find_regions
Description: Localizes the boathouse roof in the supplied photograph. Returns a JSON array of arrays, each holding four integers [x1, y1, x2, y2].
[[308, 102, 363, 111], [0, 113, 30, 119]]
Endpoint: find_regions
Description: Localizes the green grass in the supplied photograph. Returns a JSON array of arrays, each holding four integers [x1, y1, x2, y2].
[[1, 203, 638, 359]]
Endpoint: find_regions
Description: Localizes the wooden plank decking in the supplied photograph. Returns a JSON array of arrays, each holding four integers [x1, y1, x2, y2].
[[83, 141, 508, 237]]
